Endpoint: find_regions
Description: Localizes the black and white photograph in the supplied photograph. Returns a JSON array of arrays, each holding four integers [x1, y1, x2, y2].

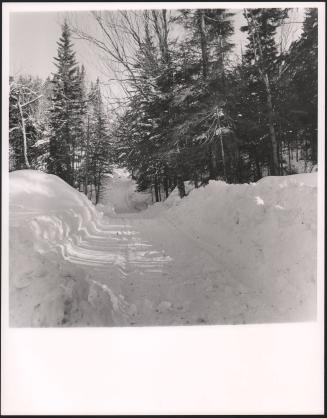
[[2, 1, 325, 415], [7, 4, 320, 327]]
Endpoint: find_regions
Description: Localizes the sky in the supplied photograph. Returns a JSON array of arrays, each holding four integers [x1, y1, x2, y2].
[[9, 12, 99, 81], [9, 9, 249, 79], [9, 7, 305, 104]]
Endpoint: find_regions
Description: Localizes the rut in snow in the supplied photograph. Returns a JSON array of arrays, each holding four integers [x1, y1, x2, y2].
[[59, 219, 172, 276]]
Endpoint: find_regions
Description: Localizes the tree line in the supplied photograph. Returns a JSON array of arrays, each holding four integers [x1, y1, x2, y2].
[[9, 22, 112, 203], [9, 8, 318, 203], [109, 8, 318, 200]]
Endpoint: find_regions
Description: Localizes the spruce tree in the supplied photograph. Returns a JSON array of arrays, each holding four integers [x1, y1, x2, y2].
[[87, 78, 111, 203], [47, 21, 83, 186], [173, 9, 237, 183], [283, 8, 318, 164], [72, 65, 87, 185], [241, 8, 288, 175]]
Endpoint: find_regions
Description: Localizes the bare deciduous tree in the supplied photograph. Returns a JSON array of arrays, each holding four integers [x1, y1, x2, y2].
[[10, 81, 42, 169]]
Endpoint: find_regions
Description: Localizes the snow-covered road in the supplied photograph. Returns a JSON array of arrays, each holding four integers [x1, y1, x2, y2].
[[9, 169, 317, 327]]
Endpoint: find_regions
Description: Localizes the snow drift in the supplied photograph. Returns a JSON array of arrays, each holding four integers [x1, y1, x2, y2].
[[9, 170, 116, 326], [149, 173, 317, 322], [9, 169, 317, 326]]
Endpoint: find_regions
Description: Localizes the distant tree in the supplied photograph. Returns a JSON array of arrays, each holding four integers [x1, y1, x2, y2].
[[86, 78, 112, 203], [72, 65, 87, 185]]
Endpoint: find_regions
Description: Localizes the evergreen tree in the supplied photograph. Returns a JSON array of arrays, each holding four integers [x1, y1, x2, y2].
[[47, 21, 84, 186], [178, 9, 235, 79], [80, 7, 318, 200], [241, 8, 289, 175], [280, 8, 318, 165], [86, 78, 112, 203], [115, 10, 177, 201], [72, 65, 87, 185], [171, 9, 237, 183], [114, 9, 240, 197]]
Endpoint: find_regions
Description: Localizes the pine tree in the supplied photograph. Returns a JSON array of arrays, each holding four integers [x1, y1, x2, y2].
[[86, 78, 111, 203], [172, 9, 237, 183], [114, 9, 239, 197], [281, 8, 318, 165], [47, 21, 84, 186], [178, 9, 235, 79], [115, 11, 176, 201], [72, 65, 87, 186], [95, 8, 316, 195], [241, 8, 289, 175]]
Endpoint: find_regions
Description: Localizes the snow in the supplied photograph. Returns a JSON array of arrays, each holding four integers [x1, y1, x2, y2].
[[283, 155, 316, 174], [9, 169, 317, 327], [9, 170, 111, 326], [10, 170, 95, 211], [99, 168, 152, 213], [143, 173, 317, 323], [33, 138, 49, 147]]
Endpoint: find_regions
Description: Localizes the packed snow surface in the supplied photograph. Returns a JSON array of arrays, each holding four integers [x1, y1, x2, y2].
[[9, 169, 317, 326]]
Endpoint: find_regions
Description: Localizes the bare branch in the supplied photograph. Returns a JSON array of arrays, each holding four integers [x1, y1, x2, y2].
[[20, 95, 43, 108], [9, 126, 21, 133]]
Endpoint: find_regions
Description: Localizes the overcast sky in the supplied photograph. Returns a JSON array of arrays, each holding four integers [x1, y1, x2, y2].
[[9, 8, 305, 103], [9, 10, 250, 77]]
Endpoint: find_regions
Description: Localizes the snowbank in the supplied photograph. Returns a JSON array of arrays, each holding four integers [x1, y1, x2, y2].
[[9, 169, 317, 326], [149, 173, 317, 321], [9, 170, 112, 326], [10, 170, 109, 254], [10, 169, 97, 212]]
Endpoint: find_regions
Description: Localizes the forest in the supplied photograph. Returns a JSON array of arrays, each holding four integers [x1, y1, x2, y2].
[[9, 7, 318, 203]]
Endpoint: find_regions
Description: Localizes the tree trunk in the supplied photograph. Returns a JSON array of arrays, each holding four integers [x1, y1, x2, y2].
[[194, 173, 199, 188], [216, 109, 227, 181], [265, 81, 280, 175], [158, 181, 162, 202], [96, 175, 101, 204], [18, 102, 30, 169], [256, 160, 262, 181], [244, 9, 280, 176], [311, 134, 317, 163], [208, 141, 219, 180], [220, 136, 227, 181], [234, 136, 241, 183], [72, 140, 75, 186], [84, 116, 90, 195], [172, 176, 177, 191], [163, 176, 169, 198], [199, 10, 208, 79], [154, 176, 160, 202], [177, 175, 185, 198]]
